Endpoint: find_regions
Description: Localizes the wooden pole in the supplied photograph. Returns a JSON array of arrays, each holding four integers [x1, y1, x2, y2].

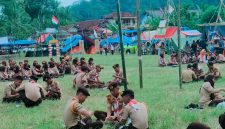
[[116, 0, 128, 90], [178, 0, 182, 89], [136, 0, 143, 89]]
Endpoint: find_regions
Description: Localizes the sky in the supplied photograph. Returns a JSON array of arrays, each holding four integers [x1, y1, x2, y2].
[[59, 0, 79, 7]]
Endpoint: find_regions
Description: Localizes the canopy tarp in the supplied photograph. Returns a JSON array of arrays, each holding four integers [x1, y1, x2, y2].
[[141, 30, 157, 41], [154, 27, 177, 39], [182, 30, 202, 36]]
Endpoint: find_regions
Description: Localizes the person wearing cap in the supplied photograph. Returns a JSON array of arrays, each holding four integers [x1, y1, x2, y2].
[[64, 87, 103, 129], [218, 113, 225, 129], [73, 66, 90, 88], [112, 64, 123, 85], [2, 76, 23, 103], [116, 89, 148, 129], [43, 75, 61, 100], [181, 64, 197, 83], [205, 61, 221, 80], [88, 65, 105, 88], [94, 82, 123, 122], [13, 76, 46, 107]]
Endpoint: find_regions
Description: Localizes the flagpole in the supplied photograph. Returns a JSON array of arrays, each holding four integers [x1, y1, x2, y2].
[[178, 0, 182, 89], [136, 0, 143, 89], [116, 0, 128, 90]]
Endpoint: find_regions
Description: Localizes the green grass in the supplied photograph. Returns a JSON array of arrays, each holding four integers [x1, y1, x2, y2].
[[0, 54, 225, 129]]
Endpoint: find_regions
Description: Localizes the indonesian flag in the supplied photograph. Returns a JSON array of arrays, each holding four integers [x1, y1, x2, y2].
[[52, 15, 59, 24]]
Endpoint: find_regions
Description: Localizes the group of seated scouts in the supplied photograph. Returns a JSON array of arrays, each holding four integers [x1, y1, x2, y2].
[[3, 75, 61, 107], [72, 57, 124, 89], [64, 82, 149, 129], [181, 61, 221, 83]]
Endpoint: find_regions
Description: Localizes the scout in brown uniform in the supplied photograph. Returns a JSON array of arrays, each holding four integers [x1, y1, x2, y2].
[[181, 64, 197, 83], [88, 65, 105, 88], [205, 62, 221, 80], [43, 75, 61, 100], [71, 58, 80, 75], [73, 66, 90, 88], [192, 62, 205, 80], [0, 66, 8, 80], [48, 61, 59, 78], [14, 76, 46, 108], [199, 75, 225, 107], [2, 76, 23, 103], [22, 63, 32, 79], [88, 58, 95, 71], [112, 64, 124, 85], [64, 87, 103, 129], [116, 89, 148, 129], [94, 82, 123, 122]]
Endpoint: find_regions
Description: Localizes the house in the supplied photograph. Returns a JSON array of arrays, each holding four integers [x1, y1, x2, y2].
[[104, 12, 137, 29]]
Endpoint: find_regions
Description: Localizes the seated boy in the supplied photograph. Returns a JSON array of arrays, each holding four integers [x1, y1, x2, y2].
[[2, 76, 23, 103], [88, 65, 105, 88], [43, 75, 61, 100]]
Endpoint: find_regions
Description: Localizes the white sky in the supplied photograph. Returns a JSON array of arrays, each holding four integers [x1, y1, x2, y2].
[[59, 0, 79, 7]]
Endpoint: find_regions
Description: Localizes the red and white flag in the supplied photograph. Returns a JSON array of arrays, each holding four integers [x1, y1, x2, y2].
[[218, 15, 223, 22], [52, 15, 59, 24]]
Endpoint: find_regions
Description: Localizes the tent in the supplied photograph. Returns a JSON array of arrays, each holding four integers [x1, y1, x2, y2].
[[0, 36, 36, 46], [141, 30, 157, 41], [153, 27, 202, 50]]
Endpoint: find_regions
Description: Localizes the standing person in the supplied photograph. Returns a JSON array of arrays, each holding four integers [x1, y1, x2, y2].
[[2, 76, 23, 103], [64, 87, 103, 129], [191, 40, 198, 57], [43, 75, 61, 100], [110, 44, 115, 55], [181, 64, 197, 83], [184, 41, 191, 54], [104, 44, 108, 56], [116, 89, 148, 129], [199, 75, 225, 107], [158, 53, 167, 67], [14, 76, 46, 108]]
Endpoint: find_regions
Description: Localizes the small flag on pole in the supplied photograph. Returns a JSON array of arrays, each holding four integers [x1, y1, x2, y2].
[[168, 5, 174, 14], [218, 15, 223, 22], [52, 15, 59, 25]]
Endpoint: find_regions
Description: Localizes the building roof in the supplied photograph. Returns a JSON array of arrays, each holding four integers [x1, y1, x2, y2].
[[75, 19, 107, 31], [104, 12, 136, 19]]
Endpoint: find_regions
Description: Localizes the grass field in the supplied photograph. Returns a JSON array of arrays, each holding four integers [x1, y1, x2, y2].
[[0, 54, 225, 129]]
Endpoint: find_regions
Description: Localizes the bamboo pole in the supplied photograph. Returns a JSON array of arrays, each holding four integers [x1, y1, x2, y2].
[[136, 0, 143, 89], [178, 0, 182, 89], [116, 0, 128, 90]]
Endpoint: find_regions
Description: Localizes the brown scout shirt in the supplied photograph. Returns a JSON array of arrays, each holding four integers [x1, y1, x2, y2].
[[4, 83, 17, 98], [181, 69, 197, 83], [107, 93, 123, 116], [199, 82, 214, 107], [46, 80, 61, 94], [121, 101, 148, 129], [206, 67, 221, 78], [64, 97, 86, 129], [16, 81, 46, 102], [74, 72, 88, 87]]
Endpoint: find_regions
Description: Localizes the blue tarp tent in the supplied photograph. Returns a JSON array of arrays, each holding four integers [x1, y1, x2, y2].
[[0, 36, 36, 46]]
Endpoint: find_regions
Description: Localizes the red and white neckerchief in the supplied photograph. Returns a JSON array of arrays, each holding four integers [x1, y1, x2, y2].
[[128, 99, 139, 112]]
